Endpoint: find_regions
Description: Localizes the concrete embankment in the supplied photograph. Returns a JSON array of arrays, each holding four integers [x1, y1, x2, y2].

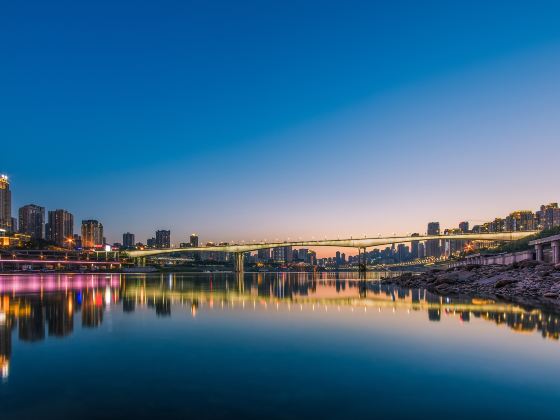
[[384, 260, 560, 311]]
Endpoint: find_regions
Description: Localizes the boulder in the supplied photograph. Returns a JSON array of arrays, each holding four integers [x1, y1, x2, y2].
[[518, 260, 541, 268], [495, 278, 518, 288]]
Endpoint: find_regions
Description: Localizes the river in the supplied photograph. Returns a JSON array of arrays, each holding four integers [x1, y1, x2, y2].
[[0, 272, 559, 419]]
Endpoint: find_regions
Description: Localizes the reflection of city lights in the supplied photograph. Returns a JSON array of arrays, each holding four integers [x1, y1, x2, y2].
[[105, 286, 111, 305], [1, 357, 9, 381]]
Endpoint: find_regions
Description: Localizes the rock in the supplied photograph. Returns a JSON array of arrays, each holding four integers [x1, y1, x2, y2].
[[435, 272, 458, 285], [495, 278, 518, 288], [536, 263, 554, 271], [518, 260, 541, 268], [435, 284, 450, 293]]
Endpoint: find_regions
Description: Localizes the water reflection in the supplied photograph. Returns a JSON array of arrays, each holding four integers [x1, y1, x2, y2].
[[0, 272, 559, 382]]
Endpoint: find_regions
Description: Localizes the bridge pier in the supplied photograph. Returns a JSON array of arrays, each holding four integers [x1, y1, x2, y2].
[[233, 252, 244, 273], [535, 244, 543, 262], [358, 247, 367, 273], [553, 241, 560, 265]]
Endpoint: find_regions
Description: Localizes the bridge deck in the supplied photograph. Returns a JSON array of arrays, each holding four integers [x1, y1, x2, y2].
[[124, 231, 536, 258]]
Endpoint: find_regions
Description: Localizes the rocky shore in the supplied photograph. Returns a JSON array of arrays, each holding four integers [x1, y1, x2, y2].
[[384, 260, 560, 312]]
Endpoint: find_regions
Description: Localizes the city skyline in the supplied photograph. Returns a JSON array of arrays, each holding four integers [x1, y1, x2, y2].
[[2, 1, 560, 249], [1, 171, 556, 258]]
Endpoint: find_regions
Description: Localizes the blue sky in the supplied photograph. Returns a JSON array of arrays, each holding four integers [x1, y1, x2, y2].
[[2, 0, 560, 247]]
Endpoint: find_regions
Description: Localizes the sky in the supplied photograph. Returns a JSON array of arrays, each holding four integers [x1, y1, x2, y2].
[[2, 0, 560, 251]]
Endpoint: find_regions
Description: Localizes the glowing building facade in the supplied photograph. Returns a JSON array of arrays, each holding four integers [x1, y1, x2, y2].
[[0, 175, 12, 233]]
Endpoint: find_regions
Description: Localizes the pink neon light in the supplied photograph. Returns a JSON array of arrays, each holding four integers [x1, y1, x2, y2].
[[0, 274, 121, 293], [0, 259, 121, 265]]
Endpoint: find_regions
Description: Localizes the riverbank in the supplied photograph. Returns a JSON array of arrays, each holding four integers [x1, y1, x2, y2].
[[383, 260, 560, 311]]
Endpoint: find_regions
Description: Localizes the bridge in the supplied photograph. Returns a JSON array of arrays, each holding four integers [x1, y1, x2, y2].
[[123, 231, 536, 271]]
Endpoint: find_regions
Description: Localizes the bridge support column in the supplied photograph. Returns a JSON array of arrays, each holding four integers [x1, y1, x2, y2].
[[358, 247, 367, 273], [552, 241, 560, 265], [535, 244, 543, 262], [233, 252, 244, 273]]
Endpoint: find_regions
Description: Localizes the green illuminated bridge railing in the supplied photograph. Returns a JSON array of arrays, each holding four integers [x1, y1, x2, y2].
[[124, 231, 536, 258]]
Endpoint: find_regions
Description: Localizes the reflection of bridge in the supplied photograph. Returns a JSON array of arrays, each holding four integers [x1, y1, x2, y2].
[[124, 231, 536, 271]]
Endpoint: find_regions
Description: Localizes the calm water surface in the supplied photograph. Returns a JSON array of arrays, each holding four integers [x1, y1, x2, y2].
[[0, 272, 559, 419]]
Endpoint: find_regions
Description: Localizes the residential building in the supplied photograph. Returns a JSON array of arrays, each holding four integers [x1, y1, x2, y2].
[[123, 232, 135, 248], [0, 175, 11, 232], [410, 233, 420, 259], [18, 204, 45, 240], [505, 211, 535, 232], [81, 220, 104, 248], [426, 222, 441, 257], [257, 248, 270, 262], [47, 210, 74, 247], [155, 230, 171, 248], [537, 203, 560, 230]]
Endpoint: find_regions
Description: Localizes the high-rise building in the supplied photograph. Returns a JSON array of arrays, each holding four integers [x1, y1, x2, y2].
[[297, 248, 309, 261], [190, 234, 199, 247], [487, 218, 504, 232], [418, 242, 426, 259], [284, 246, 293, 262], [426, 222, 441, 257], [410, 233, 420, 259], [272, 247, 283, 262], [73, 234, 82, 249], [18, 204, 45, 240], [444, 228, 464, 256], [122, 232, 135, 248], [397, 244, 409, 262], [257, 248, 270, 262], [155, 230, 171, 248], [272, 246, 292, 262], [505, 211, 535, 232], [0, 175, 11, 233], [537, 203, 560, 230], [308, 250, 317, 265], [81, 220, 104, 248], [47, 210, 74, 247], [459, 221, 469, 233]]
